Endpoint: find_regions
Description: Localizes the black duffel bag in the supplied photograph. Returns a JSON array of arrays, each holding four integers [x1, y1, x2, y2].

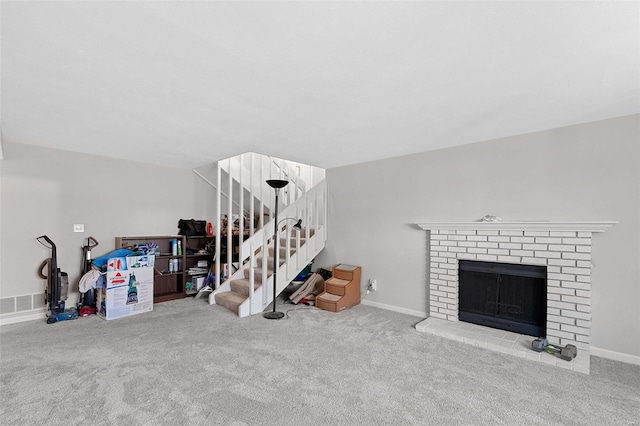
[[178, 219, 207, 236]]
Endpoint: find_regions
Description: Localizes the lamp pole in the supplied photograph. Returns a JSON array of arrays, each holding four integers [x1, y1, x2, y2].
[[263, 179, 289, 320]]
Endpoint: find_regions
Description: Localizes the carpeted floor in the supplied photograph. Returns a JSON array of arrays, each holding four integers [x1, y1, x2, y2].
[[1, 299, 639, 425]]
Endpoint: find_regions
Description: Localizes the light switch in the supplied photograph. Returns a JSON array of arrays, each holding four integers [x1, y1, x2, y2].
[[73, 224, 85, 233]]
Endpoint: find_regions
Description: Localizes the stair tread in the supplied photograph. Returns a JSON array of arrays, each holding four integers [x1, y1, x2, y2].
[[244, 268, 268, 281], [279, 239, 306, 246], [326, 277, 350, 287], [317, 292, 342, 302], [269, 247, 297, 256], [257, 257, 285, 267], [231, 279, 262, 292], [216, 291, 246, 303], [215, 291, 247, 315], [232, 278, 260, 285]]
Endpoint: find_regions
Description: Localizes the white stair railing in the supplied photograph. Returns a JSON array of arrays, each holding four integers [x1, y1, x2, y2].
[[193, 153, 325, 299], [245, 180, 327, 316], [209, 179, 327, 317], [211, 154, 307, 217]]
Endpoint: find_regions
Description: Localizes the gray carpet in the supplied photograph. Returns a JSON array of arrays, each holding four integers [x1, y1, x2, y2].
[[1, 299, 639, 425]]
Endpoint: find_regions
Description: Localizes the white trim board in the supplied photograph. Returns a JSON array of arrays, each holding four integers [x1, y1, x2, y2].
[[590, 346, 640, 366], [0, 310, 47, 326], [416, 221, 617, 232], [361, 299, 426, 318]]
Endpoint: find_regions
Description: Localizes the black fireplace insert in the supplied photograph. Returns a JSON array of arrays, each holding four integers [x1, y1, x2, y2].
[[458, 260, 546, 337]]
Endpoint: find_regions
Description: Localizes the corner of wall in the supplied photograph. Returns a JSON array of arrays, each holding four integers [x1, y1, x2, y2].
[[0, 124, 5, 160], [0, 151, 3, 294]]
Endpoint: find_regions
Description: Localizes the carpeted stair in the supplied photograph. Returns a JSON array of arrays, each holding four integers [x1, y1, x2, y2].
[[214, 231, 314, 315]]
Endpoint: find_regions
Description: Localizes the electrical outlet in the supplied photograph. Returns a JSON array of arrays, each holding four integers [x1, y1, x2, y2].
[[73, 224, 85, 233], [369, 279, 377, 291]]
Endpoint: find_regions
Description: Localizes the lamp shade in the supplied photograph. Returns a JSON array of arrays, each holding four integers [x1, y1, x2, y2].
[[266, 179, 289, 189]]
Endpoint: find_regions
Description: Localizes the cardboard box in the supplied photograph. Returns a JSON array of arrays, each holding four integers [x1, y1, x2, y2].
[[126, 255, 155, 269], [106, 255, 155, 271], [105, 267, 153, 289], [97, 281, 153, 320], [98, 254, 155, 320], [106, 257, 128, 271]]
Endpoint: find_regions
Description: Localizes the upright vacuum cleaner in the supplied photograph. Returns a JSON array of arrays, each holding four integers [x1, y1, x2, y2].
[[37, 235, 78, 324], [77, 236, 99, 316]]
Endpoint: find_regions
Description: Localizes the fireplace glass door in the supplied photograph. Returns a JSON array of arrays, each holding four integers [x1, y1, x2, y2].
[[458, 260, 546, 337]]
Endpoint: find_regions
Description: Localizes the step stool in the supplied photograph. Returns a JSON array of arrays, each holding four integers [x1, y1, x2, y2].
[[316, 264, 361, 312]]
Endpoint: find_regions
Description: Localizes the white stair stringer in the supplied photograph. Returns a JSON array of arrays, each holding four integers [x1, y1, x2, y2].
[[208, 179, 327, 317]]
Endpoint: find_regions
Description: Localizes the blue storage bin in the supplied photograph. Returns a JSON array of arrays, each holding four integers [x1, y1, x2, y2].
[[92, 248, 134, 271]]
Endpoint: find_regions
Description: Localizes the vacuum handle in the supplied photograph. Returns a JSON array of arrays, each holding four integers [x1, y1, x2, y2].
[[84, 236, 99, 263], [37, 235, 57, 280], [88, 236, 99, 248], [37, 235, 56, 250]]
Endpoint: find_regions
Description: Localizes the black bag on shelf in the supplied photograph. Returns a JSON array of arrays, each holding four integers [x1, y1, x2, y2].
[[178, 219, 207, 236]]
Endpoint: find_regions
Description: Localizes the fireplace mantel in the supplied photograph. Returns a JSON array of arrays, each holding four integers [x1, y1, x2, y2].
[[416, 221, 617, 232]]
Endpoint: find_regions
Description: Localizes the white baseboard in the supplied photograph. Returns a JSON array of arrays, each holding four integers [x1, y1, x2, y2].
[[361, 299, 426, 318], [590, 346, 640, 366], [0, 309, 47, 326]]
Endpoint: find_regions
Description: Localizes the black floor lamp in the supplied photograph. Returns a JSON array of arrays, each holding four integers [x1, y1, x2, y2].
[[264, 179, 289, 320]]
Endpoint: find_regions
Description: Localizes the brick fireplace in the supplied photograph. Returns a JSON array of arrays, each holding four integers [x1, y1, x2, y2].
[[415, 221, 616, 374]]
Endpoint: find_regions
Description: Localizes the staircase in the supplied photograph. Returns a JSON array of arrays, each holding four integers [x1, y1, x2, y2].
[[193, 153, 327, 317], [214, 227, 317, 315]]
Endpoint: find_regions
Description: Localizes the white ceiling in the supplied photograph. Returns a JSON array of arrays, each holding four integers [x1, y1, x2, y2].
[[1, 1, 638, 169]]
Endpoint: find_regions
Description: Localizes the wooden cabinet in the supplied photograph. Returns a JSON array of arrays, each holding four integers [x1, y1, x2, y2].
[[115, 235, 215, 303], [182, 236, 215, 296]]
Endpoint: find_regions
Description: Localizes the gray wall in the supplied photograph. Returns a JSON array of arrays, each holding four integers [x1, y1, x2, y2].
[[316, 114, 640, 358], [0, 143, 215, 311]]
